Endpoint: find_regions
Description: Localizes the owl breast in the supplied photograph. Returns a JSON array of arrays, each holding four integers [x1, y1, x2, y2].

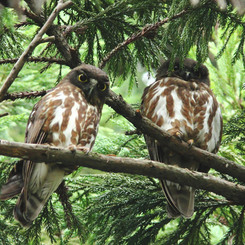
[[142, 77, 222, 153], [41, 84, 100, 150]]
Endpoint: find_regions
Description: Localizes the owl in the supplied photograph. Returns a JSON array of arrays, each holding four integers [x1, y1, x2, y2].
[[0, 64, 110, 226], [141, 58, 222, 218]]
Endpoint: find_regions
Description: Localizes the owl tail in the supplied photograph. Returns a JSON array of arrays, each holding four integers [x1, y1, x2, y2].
[[158, 147, 198, 218], [160, 180, 195, 218], [14, 164, 65, 227]]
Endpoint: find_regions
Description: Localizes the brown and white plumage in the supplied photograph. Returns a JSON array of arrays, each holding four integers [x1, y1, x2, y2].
[[0, 64, 109, 226], [141, 58, 222, 218]]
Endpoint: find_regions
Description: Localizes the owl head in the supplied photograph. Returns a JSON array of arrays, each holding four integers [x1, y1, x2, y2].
[[156, 58, 210, 86], [61, 64, 110, 107]]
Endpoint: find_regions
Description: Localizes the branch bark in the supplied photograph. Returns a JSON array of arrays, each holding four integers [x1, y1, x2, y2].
[[3, 90, 52, 101], [0, 140, 244, 204], [105, 90, 245, 182], [0, 0, 72, 102], [0, 57, 67, 65]]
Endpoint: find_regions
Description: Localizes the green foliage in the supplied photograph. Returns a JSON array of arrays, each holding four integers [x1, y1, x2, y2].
[[74, 174, 166, 245], [223, 110, 245, 159], [62, 174, 243, 245], [0, 8, 25, 58], [207, 29, 245, 120]]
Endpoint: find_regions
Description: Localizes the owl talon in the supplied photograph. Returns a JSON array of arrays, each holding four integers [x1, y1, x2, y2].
[[174, 131, 182, 142], [68, 145, 90, 154], [135, 109, 142, 118], [68, 145, 77, 152], [187, 139, 194, 148], [76, 146, 90, 154]]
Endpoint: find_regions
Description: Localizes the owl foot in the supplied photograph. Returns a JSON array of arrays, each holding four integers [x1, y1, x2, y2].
[[68, 145, 90, 154], [187, 139, 194, 148], [76, 146, 90, 154], [68, 144, 77, 152], [174, 131, 182, 142]]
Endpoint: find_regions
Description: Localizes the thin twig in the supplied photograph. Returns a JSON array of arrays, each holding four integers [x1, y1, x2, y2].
[[0, 112, 9, 118], [39, 36, 56, 43], [0, 57, 67, 65], [3, 90, 52, 101], [125, 129, 142, 135], [99, 9, 189, 69], [0, 0, 72, 102]]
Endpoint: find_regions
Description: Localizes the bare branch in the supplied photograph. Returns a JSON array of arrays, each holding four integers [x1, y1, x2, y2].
[[0, 139, 244, 204], [125, 129, 142, 136], [39, 36, 56, 43], [99, 9, 189, 69], [3, 90, 52, 101], [0, 112, 9, 118], [0, 0, 73, 102], [105, 90, 245, 182], [0, 57, 67, 65]]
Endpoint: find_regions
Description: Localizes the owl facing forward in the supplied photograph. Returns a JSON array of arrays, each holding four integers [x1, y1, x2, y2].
[[0, 64, 110, 226], [141, 58, 222, 218]]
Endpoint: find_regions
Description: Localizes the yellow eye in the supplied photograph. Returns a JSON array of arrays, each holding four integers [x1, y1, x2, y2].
[[78, 73, 88, 82], [98, 83, 107, 91]]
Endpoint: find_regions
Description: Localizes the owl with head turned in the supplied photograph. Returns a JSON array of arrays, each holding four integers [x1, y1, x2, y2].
[[141, 58, 222, 218], [0, 64, 110, 226]]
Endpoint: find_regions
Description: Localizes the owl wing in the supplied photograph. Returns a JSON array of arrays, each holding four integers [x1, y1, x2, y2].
[[22, 98, 50, 211], [25, 100, 49, 144], [0, 97, 48, 202]]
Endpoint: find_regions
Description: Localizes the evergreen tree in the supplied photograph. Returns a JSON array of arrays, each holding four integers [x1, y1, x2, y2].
[[0, 0, 244, 244]]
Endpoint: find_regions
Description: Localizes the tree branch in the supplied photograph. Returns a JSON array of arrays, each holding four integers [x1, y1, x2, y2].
[[0, 57, 67, 65], [105, 90, 245, 182], [0, 112, 9, 118], [0, 139, 244, 204], [3, 90, 52, 101], [0, 0, 72, 102]]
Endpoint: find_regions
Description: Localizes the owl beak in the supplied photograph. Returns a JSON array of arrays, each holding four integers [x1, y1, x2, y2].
[[184, 71, 191, 80], [87, 78, 98, 99]]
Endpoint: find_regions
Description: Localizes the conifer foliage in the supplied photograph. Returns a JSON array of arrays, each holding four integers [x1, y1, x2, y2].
[[0, 0, 244, 244]]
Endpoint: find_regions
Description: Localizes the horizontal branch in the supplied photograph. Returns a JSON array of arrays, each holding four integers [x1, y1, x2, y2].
[[105, 90, 245, 183], [0, 140, 244, 204], [0, 112, 9, 118], [0, 57, 67, 65], [3, 90, 51, 101]]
